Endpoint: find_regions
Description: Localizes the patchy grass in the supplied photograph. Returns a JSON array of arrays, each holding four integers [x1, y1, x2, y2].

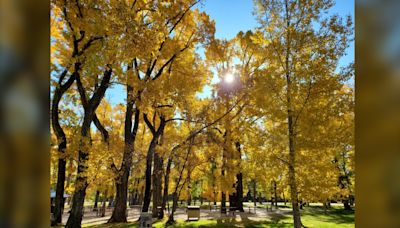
[[84, 205, 354, 228]]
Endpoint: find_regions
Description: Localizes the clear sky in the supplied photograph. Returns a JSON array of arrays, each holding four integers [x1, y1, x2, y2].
[[106, 0, 355, 105]]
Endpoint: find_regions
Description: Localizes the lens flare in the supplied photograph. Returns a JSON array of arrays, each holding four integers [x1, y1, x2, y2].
[[224, 73, 235, 83]]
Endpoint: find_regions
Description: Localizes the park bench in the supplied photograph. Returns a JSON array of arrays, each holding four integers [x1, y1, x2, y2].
[[187, 206, 200, 221]]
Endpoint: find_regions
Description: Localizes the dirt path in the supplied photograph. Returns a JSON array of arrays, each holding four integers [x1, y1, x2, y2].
[[59, 205, 292, 226]]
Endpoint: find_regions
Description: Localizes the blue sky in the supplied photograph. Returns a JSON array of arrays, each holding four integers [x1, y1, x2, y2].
[[106, 0, 354, 105]]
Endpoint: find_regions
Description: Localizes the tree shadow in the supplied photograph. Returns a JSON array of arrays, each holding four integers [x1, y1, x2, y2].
[[302, 206, 354, 225]]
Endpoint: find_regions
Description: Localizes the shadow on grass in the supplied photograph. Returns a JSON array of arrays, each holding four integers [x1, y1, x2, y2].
[[83, 222, 139, 228], [301, 206, 354, 225], [166, 220, 292, 228], [83, 206, 354, 228]]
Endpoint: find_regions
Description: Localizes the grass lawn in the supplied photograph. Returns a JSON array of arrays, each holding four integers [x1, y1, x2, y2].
[[84, 205, 354, 228]]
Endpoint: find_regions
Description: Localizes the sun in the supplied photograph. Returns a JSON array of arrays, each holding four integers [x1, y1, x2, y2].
[[224, 73, 235, 84]]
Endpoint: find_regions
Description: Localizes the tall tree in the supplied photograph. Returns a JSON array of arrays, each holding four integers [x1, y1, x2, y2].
[[254, 0, 353, 226], [50, 0, 110, 225], [108, 0, 215, 222]]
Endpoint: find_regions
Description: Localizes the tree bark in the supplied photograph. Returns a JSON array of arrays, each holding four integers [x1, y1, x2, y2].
[[152, 152, 163, 217], [236, 173, 244, 212], [51, 69, 75, 226], [142, 137, 157, 213], [287, 101, 302, 228], [65, 132, 90, 228], [287, 111, 302, 227], [142, 114, 166, 212], [108, 68, 141, 221], [221, 192, 226, 213], [66, 64, 112, 228], [109, 172, 130, 222], [343, 199, 351, 210], [161, 157, 172, 219], [273, 181, 278, 209], [235, 142, 244, 212], [167, 192, 178, 225], [253, 180, 257, 207], [93, 190, 100, 210]]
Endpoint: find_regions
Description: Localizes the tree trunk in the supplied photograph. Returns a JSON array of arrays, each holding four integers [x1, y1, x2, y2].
[[273, 181, 278, 209], [221, 192, 226, 213], [52, 158, 66, 226], [51, 69, 75, 226], [142, 139, 157, 212], [65, 115, 92, 228], [221, 131, 227, 214], [65, 126, 91, 227], [142, 114, 166, 213], [66, 181, 88, 228], [253, 180, 257, 207], [283, 192, 286, 205], [93, 190, 100, 210], [288, 129, 302, 228], [187, 173, 192, 206], [101, 191, 107, 217], [235, 142, 244, 212], [152, 152, 163, 218], [109, 75, 140, 222], [288, 133, 302, 227], [161, 157, 172, 219], [343, 199, 352, 210], [108, 169, 130, 222], [236, 173, 244, 212], [167, 192, 178, 225], [66, 65, 112, 228]]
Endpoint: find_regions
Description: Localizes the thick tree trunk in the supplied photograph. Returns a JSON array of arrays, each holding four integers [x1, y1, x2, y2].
[[283, 192, 286, 205], [93, 190, 100, 210], [187, 173, 192, 206], [343, 199, 352, 210], [142, 114, 166, 213], [288, 120, 302, 227], [51, 69, 75, 226], [109, 80, 134, 222], [66, 111, 93, 228], [283, 0, 302, 225], [273, 181, 278, 209], [221, 131, 227, 214], [234, 142, 244, 212], [101, 191, 107, 217], [253, 180, 257, 207], [52, 158, 66, 225], [108, 75, 140, 222], [152, 152, 163, 217], [142, 139, 157, 212], [161, 157, 172, 219], [220, 169, 226, 213], [287, 83, 302, 227], [66, 65, 112, 228], [65, 181, 88, 228], [221, 192, 226, 213], [108, 169, 130, 222], [288, 124, 302, 227], [236, 173, 244, 212], [65, 145, 90, 228]]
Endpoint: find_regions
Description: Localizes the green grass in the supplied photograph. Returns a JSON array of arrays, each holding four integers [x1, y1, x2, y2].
[[84, 205, 354, 228]]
